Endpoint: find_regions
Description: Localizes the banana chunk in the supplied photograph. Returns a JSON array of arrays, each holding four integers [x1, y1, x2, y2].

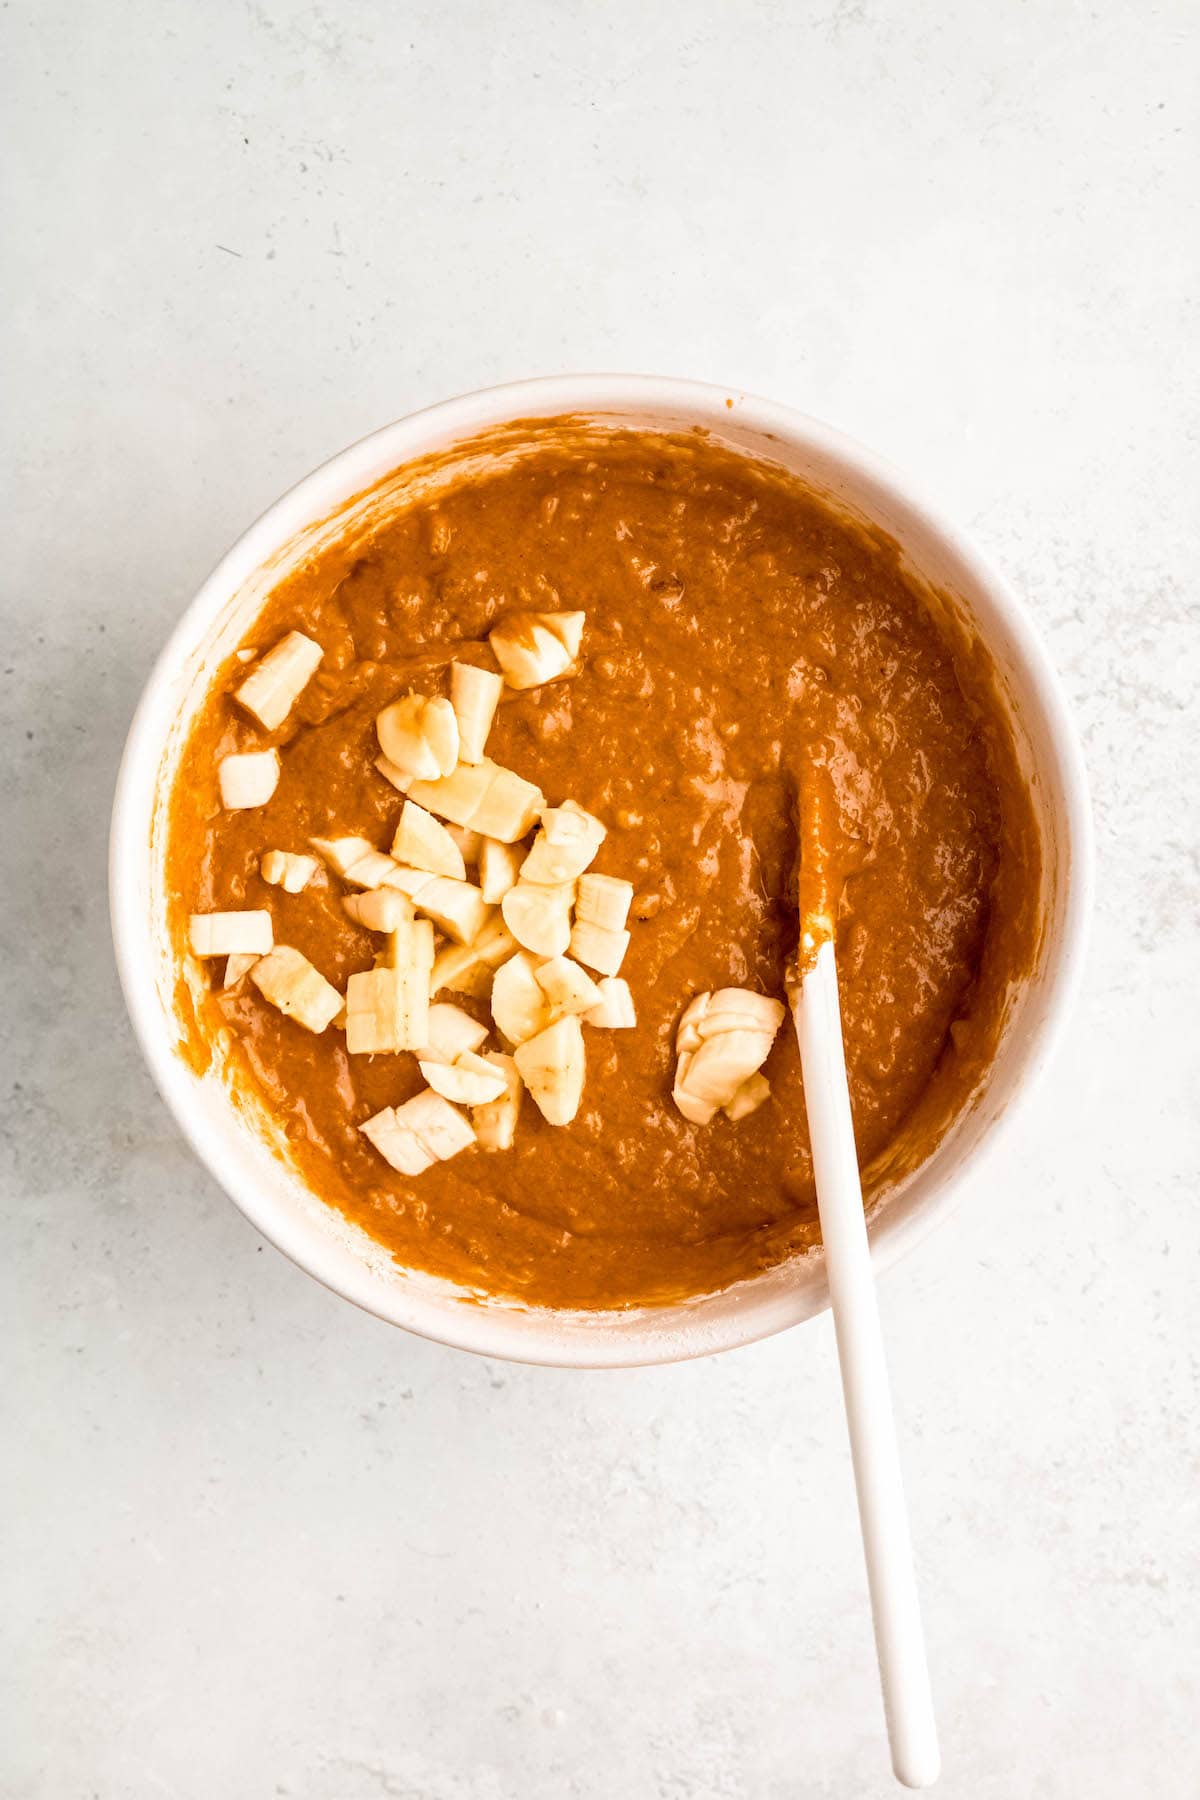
[[345, 968, 411, 1055], [584, 976, 636, 1029], [222, 951, 262, 988], [576, 872, 634, 932], [417, 1002, 490, 1065], [478, 837, 525, 904], [489, 610, 585, 690], [218, 749, 281, 810], [360, 1107, 435, 1177], [521, 801, 606, 885], [385, 867, 493, 947], [188, 910, 274, 958], [391, 800, 467, 879], [407, 758, 544, 844], [310, 835, 404, 890], [432, 918, 518, 998], [501, 880, 575, 958], [534, 955, 603, 1018], [471, 765, 546, 841], [260, 850, 319, 893], [490, 950, 553, 1046], [471, 1052, 523, 1152], [342, 888, 414, 933], [419, 1051, 508, 1106], [672, 988, 785, 1124], [374, 754, 416, 795], [514, 1014, 586, 1126], [345, 910, 434, 1053], [311, 835, 376, 877], [361, 1088, 476, 1176], [446, 824, 482, 867], [251, 946, 343, 1034], [235, 631, 323, 730], [723, 1072, 771, 1121], [450, 662, 503, 763], [376, 693, 459, 779], [568, 917, 630, 977], [678, 988, 786, 1051], [403, 1088, 476, 1162]]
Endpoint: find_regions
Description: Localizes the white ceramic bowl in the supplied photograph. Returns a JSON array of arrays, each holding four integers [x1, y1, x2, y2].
[[110, 375, 1092, 1367]]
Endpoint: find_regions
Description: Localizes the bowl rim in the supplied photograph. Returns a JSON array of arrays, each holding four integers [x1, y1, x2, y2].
[[109, 373, 1094, 1367]]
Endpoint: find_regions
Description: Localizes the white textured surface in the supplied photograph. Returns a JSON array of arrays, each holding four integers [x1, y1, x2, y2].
[[4, 2, 1198, 1795]]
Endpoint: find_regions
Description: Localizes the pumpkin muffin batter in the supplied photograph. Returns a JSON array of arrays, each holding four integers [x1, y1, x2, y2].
[[166, 425, 1040, 1308]]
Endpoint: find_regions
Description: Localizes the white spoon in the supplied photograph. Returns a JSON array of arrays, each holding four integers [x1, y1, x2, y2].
[[791, 931, 941, 1789]]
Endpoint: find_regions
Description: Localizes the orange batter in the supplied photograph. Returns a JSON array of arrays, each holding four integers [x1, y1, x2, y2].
[[167, 426, 1040, 1307]]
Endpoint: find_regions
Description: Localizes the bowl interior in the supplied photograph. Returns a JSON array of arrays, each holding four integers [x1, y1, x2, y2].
[[111, 378, 1089, 1367]]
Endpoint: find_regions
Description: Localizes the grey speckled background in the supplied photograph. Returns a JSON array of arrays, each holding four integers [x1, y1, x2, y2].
[[4, 3, 1198, 1796]]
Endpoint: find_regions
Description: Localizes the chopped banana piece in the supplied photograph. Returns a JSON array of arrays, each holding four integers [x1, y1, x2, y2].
[[446, 824, 482, 866], [406, 758, 544, 843], [431, 950, 492, 998], [534, 955, 603, 1018], [218, 749, 281, 810], [360, 1107, 434, 1176], [677, 1029, 775, 1110], [431, 918, 517, 997], [489, 610, 585, 689], [260, 850, 319, 893], [418, 1002, 490, 1065], [346, 907, 433, 1054], [470, 764, 546, 841], [568, 917, 630, 977], [675, 990, 786, 1050], [450, 661, 503, 763], [672, 1063, 717, 1126], [471, 1052, 523, 1151], [478, 837, 525, 904], [584, 976, 636, 1029], [576, 872, 634, 932], [222, 952, 261, 989], [693, 988, 786, 1042], [374, 754, 416, 794], [188, 910, 274, 958], [345, 967, 410, 1055], [377, 863, 435, 900], [311, 836, 377, 878], [386, 911, 435, 1031], [419, 1052, 508, 1106], [416, 876, 493, 947], [235, 631, 323, 730], [406, 758, 492, 827], [376, 693, 459, 779], [344, 849, 405, 889], [723, 1072, 771, 1121], [310, 836, 401, 890], [671, 988, 784, 1125], [514, 1014, 586, 1126], [674, 991, 712, 1052], [400, 1088, 476, 1162], [521, 801, 606, 885], [251, 946, 343, 1034], [386, 868, 492, 946], [391, 800, 467, 879], [490, 951, 553, 1046], [501, 880, 575, 958], [342, 889, 415, 934]]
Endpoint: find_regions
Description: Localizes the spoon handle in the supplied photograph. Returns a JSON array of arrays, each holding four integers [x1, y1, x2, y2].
[[794, 939, 940, 1790]]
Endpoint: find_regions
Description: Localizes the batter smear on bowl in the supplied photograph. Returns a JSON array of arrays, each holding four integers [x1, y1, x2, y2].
[[167, 425, 1041, 1308]]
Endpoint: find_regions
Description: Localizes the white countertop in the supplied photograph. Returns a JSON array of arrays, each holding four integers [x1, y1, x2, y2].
[[5, 3, 1198, 1795]]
